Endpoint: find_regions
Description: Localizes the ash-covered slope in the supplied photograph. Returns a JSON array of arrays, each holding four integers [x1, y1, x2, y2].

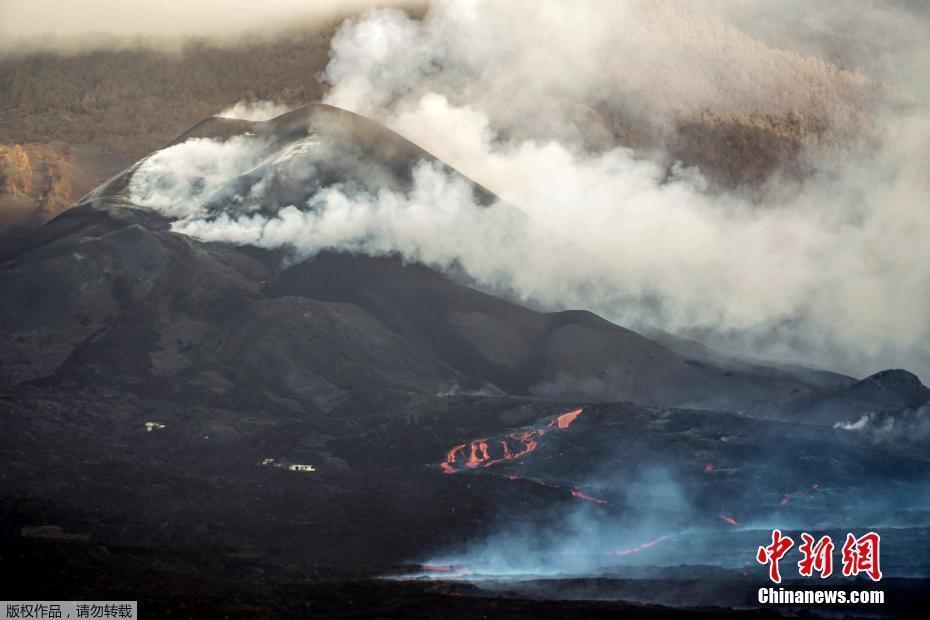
[[0, 103, 870, 416], [85, 103, 499, 218]]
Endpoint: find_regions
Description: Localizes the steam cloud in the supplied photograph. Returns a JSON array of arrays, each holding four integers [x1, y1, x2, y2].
[[217, 101, 294, 121], [128, 0, 930, 380], [836, 404, 930, 444], [427, 466, 702, 577]]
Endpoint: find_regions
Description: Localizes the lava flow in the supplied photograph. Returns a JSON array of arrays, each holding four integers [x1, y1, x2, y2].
[[549, 408, 583, 430], [571, 489, 608, 505], [502, 474, 560, 489], [719, 514, 738, 526], [776, 481, 821, 507], [503, 473, 607, 505], [614, 534, 676, 557], [440, 409, 608, 505], [440, 408, 583, 474]]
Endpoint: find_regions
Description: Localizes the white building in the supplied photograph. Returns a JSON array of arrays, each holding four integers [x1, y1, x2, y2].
[[288, 464, 316, 472]]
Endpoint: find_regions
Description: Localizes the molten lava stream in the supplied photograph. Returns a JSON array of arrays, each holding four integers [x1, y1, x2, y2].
[[467, 440, 490, 468], [549, 407, 583, 430], [440, 407, 583, 473], [440, 444, 466, 474], [409, 564, 470, 578], [570, 488, 608, 505], [775, 481, 819, 507], [502, 473, 560, 489], [614, 534, 676, 557], [502, 474, 606, 504]]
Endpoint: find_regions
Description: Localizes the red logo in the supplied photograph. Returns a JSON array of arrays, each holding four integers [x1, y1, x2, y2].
[[756, 529, 794, 584], [841, 532, 882, 582], [758, 530, 881, 583], [798, 533, 834, 578]]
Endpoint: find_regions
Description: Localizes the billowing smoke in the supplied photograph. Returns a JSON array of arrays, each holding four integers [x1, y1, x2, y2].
[[835, 404, 930, 445], [217, 101, 294, 121], [414, 455, 930, 579], [128, 0, 930, 380], [322, 1, 882, 141], [425, 466, 703, 577]]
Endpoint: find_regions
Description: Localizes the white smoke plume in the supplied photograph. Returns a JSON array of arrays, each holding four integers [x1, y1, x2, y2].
[[128, 0, 930, 380], [835, 404, 930, 444], [217, 100, 294, 121]]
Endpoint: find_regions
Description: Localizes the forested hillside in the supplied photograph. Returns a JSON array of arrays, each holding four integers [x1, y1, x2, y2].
[[0, 31, 334, 158]]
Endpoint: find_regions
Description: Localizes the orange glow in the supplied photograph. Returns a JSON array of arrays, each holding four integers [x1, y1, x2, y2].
[[719, 515, 738, 526], [417, 564, 468, 575], [485, 431, 541, 467], [549, 408, 583, 430], [571, 489, 608, 505], [421, 564, 452, 572], [440, 408, 581, 473], [441, 444, 466, 474], [614, 534, 674, 556], [501, 473, 560, 489], [467, 440, 490, 468]]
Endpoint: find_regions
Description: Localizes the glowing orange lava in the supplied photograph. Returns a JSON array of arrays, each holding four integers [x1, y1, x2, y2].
[[502, 474, 560, 489], [774, 482, 820, 506], [416, 564, 468, 575], [467, 440, 490, 468], [440, 408, 583, 473], [614, 534, 675, 556], [503, 473, 604, 505], [571, 489, 608, 505], [549, 408, 583, 430], [421, 564, 452, 572], [440, 444, 467, 473], [482, 431, 541, 468], [719, 515, 738, 526]]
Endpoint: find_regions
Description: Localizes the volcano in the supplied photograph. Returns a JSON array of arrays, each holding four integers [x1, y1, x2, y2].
[[0, 104, 866, 414], [2, 104, 929, 617]]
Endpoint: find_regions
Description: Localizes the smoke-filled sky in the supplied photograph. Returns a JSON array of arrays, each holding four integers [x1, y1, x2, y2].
[[121, 0, 930, 381]]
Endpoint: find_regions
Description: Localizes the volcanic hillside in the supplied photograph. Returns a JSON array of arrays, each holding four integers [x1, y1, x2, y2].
[[1, 104, 865, 417]]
